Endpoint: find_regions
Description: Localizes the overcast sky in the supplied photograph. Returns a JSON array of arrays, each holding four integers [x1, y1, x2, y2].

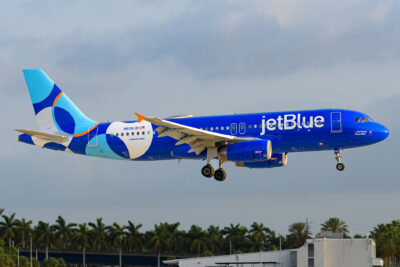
[[0, 0, 399, 237]]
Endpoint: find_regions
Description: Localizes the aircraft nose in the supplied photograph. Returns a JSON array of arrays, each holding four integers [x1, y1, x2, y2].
[[373, 124, 389, 142]]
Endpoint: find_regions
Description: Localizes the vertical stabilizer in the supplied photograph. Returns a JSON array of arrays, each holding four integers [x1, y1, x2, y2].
[[23, 69, 97, 136]]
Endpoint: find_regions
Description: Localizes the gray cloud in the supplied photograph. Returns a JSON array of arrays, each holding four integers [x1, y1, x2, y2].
[[0, 0, 399, 235]]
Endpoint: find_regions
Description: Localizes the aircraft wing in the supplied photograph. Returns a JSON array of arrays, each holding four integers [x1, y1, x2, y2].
[[138, 113, 253, 155], [15, 129, 69, 143]]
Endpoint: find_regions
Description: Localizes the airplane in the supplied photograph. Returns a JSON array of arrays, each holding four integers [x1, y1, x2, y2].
[[16, 69, 389, 181]]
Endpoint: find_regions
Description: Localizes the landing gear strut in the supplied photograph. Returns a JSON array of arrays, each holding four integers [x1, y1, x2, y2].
[[214, 160, 226, 181], [335, 150, 345, 171]]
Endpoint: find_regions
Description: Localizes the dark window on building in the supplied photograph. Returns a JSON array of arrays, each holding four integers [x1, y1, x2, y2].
[[308, 243, 314, 258]]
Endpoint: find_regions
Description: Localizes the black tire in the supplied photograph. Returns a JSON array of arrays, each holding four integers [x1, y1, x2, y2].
[[201, 165, 214, 178], [214, 169, 227, 181], [336, 163, 345, 171]]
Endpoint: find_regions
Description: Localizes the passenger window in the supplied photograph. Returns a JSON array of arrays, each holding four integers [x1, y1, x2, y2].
[[142, 131, 145, 135], [221, 126, 224, 130], [249, 124, 252, 129], [226, 126, 229, 130], [147, 131, 150, 134], [355, 117, 360, 123], [121, 133, 124, 136], [210, 127, 214, 131], [205, 127, 208, 131], [116, 133, 119, 137], [131, 132, 134, 135], [216, 127, 219, 130], [254, 124, 257, 128], [126, 132, 129, 136]]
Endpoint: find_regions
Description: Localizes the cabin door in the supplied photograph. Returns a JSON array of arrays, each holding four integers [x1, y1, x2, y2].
[[330, 112, 342, 133], [87, 127, 99, 148]]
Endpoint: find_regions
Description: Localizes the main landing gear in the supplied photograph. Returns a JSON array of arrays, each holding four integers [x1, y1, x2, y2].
[[335, 150, 345, 171], [201, 160, 226, 181]]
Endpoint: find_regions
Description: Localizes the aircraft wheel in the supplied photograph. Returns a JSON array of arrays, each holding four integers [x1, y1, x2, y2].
[[201, 164, 214, 178], [336, 163, 345, 171], [214, 169, 226, 181]]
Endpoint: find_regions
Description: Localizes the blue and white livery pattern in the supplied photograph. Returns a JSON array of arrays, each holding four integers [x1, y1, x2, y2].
[[17, 69, 389, 181]]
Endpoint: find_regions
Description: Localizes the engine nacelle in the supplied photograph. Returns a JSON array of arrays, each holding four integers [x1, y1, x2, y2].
[[219, 140, 272, 162], [235, 153, 288, 168]]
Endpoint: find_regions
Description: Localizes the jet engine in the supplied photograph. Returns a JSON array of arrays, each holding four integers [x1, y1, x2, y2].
[[218, 140, 272, 162], [235, 153, 288, 168]]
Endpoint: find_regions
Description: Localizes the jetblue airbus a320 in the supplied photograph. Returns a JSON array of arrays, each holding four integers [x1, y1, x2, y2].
[[17, 69, 389, 181]]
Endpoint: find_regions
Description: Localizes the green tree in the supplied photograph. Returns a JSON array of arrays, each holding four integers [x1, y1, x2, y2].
[[89, 218, 107, 251], [148, 224, 169, 267], [285, 222, 311, 249], [221, 223, 248, 254], [16, 218, 32, 248], [188, 225, 208, 257], [370, 220, 400, 266], [53, 216, 77, 250], [206, 225, 222, 255], [126, 220, 143, 253], [164, 223, 183, 253], [249, 222, 269, 251], [0, 213, 19, 246], [34, 221, 55, 260], [321, 217, 349, 234], [73, 223, 91, 267], [107, 223, 127, 253]]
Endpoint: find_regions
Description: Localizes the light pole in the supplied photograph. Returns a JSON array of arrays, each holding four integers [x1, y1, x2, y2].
[[17, 247, 20, 267], [30, 233, 32, 267], [119, 236, 122, 267]]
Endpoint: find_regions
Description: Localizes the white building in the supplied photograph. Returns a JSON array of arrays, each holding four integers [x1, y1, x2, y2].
[[164, 238, 383, 267]]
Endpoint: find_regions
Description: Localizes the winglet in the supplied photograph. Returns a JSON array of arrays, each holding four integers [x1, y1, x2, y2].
[[135, 113, 147, 123]]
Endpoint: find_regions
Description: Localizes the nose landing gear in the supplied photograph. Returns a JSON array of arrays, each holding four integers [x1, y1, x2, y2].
[[335, 150, 345, 171]]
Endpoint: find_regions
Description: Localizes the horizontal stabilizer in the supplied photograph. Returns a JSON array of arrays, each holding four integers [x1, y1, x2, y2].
[[15, 129, 69, 143]]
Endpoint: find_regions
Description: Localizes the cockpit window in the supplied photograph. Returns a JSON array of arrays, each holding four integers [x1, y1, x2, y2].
[[361, 117, 368, 122], [355, 117, 360, 123]]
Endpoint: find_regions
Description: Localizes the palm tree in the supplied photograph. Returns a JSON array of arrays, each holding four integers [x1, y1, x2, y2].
[[0, 209, 4, 216], [89, 218, 107, 251], [148, 224, 169, 267], [249, 222, 269, 251], [286, 221, 311, 249], [53, 216, 77, 249], [16, 218, 32, 248], [370, 220, 400, 265], [207, 225, 222, 255], [0, 212, 19, 246], [34, 221, 55, 260], [107, 222, 127, 250], [221, 223, 248, 254], [265, 230, 281, 251], [73, 223, 91, 267], [321, 217, 349, 234], [126, 220, 143, 253], [165, 222, 183, 253], [188, 225, 208, 257]]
